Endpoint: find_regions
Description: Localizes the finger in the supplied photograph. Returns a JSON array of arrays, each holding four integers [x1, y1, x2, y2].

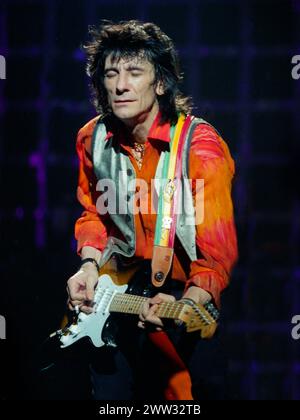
[[85, 275, 97, 301], [67, 278, 87, 301], [80, 304, 94, 314], [139, 313, 146, 322], [144, 313, 164, 327], [68, 300, 81, 312], [140, 300, 164, 326], [68, 301, 83, 311], [69, 298, 84, 306], [149, 293, 176, 305], [139, 300, 150, 322], [145, 303, 164, 327], [68, 291, 86, 302], [148, 302, 159, 316], [68, 303, 82, 313], [138, 321, 145, 329], [143, 304, 163, 327]]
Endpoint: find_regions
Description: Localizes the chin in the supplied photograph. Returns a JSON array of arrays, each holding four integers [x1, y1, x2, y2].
[[113, 109, 138, 121]]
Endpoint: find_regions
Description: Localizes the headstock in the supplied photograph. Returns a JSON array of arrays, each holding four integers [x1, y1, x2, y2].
[[178, 301, 219, 338]]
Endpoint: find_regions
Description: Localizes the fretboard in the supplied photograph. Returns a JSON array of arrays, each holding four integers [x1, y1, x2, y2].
[[109, 293, 185, 320]]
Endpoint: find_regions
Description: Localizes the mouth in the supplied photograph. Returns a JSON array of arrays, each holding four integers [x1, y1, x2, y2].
[[114, 100, 136, 105]]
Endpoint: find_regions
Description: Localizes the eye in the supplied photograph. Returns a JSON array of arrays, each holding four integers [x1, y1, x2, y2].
[[105, 71, 117, 78], [131, 71, 142, 77]]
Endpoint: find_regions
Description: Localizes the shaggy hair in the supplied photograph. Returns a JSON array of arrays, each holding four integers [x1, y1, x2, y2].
[[83, 20, 192, 124]]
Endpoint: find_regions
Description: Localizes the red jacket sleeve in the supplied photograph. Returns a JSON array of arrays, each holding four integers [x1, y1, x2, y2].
[[74, 118, 108, 255], [186, 124, 238, 307]]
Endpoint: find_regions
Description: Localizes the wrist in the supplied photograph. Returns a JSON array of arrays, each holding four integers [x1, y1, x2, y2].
[[81, 246, 102, 264], [80, 257, 100, 272], [183, 286, 211, 305]]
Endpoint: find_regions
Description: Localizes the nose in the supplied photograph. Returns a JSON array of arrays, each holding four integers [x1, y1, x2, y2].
[[116, 72, 129, 95]]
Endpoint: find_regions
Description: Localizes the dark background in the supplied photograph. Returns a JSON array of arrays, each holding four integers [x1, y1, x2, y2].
[[0, 0, 300, 400]]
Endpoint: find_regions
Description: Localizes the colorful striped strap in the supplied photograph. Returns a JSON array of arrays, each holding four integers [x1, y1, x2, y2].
[[151, 114, 193, 287]]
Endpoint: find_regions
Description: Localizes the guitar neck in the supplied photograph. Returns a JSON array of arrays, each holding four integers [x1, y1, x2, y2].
[[109, 293, 185, 320]]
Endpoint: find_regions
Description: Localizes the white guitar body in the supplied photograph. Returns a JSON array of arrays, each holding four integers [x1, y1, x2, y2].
[[59, 274, 127, 348]]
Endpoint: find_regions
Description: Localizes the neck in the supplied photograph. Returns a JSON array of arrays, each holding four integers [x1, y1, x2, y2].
[[123, 101, 159, 144]]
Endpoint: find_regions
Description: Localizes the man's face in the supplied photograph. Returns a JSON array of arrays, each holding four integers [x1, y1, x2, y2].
[[103, 53, 162, 125]]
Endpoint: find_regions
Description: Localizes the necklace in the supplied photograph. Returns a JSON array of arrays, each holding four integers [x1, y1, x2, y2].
[[130, 141, 145, 170]]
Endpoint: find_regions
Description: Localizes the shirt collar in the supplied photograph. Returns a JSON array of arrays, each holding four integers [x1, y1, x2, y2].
[[147, 111, 171, 143], [104, 111, 171, 143]]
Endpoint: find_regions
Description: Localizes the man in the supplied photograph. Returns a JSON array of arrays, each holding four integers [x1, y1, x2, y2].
[[67, 20, 238, 400]]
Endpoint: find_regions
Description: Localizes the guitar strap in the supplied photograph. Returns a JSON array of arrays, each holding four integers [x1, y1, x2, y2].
[[151, 113, 193, 287], [150, 115, 200, 400]]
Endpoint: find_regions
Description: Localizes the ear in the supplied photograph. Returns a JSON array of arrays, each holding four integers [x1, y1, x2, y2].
[[155, 80, 164, 96]]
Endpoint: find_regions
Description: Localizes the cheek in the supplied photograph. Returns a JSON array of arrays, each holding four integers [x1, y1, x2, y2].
[[138, 84, 157, 103], [106, 91, 114, 105], [104, 82, 113, 97]]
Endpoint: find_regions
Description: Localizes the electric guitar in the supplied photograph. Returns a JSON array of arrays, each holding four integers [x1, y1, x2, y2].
[[54, 258, 220, 348]]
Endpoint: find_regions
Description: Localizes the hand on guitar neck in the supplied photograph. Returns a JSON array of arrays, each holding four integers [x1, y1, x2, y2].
[[138, 286, 212, 331]]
